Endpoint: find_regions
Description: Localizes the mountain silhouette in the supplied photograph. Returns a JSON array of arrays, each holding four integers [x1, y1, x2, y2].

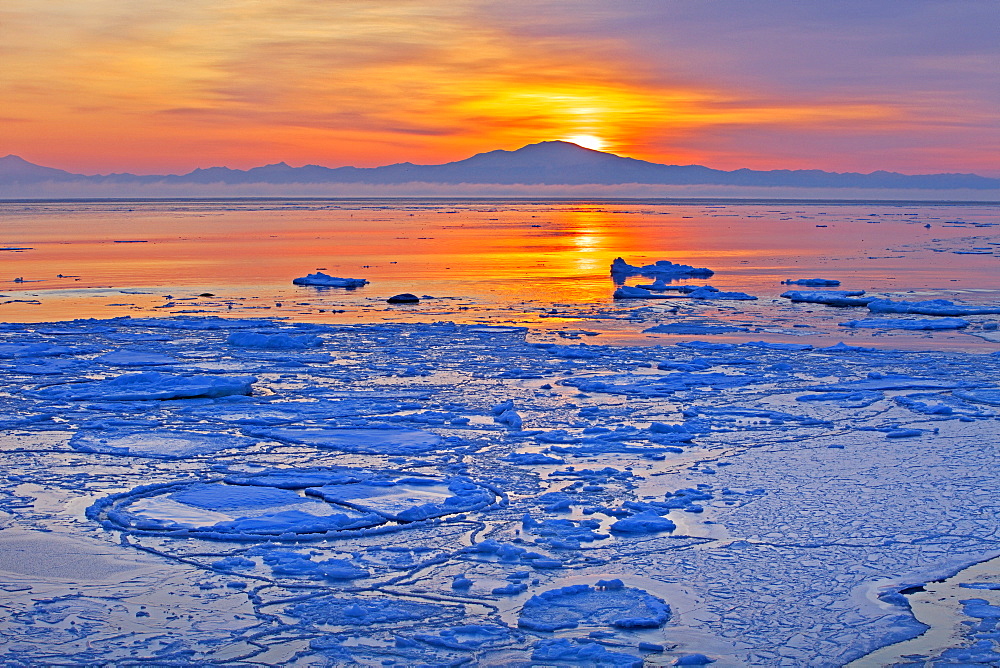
[[1, 142, 997, 190]]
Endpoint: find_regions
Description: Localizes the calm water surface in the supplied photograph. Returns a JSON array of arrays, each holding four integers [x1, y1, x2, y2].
[[2, 198, 999, 350]]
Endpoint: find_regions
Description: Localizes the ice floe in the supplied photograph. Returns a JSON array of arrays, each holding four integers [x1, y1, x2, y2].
[[518, 580, 671, 631], [70, 429, 255, 459], [246, 426, 442, 455], [867, 298, 1000, 316], [32, 370, 257, 401], [610, 257, 714, 278], [781, 278, 842, 286], [840, 317, 970, 330], [88, 466, 500, 541], [226, 331, 322, 349], [615, 285, 755, 300], [292, 272, 368, 288], [781, 289, 875, 307]]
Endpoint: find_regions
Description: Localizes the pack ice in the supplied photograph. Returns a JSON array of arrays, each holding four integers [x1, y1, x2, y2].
[[1, 315, 998, 667]]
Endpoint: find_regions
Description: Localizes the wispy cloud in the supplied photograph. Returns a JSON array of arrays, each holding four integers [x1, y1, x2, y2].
[[1, 0, 996, 175]]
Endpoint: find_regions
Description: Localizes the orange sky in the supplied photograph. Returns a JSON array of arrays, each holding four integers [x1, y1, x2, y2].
[[2, 1, 997, 176]]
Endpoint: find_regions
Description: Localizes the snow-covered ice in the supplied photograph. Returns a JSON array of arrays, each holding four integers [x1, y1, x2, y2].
[[781, 289, 875, 307], [292, 271, 369, 288], [867, 298, 1000, 316], [781, 278, 842, 286], [611, 257, 715, 279], [615, 285, 756, 301], [840, 317, 971, 330]]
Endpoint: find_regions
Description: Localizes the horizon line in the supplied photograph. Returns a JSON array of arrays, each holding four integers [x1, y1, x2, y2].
[[3, 141, 996, 180]]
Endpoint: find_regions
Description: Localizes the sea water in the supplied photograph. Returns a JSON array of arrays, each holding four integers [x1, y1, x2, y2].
[[2, 197, 999, 350]]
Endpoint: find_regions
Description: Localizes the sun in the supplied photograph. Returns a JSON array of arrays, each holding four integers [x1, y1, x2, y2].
[[564, 134, 606, 151]]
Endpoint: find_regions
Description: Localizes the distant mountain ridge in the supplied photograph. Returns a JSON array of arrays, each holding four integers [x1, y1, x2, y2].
[[2, 141, 998, 190]]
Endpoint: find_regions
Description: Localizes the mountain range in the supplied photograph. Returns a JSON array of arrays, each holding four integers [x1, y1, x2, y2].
[[2, 141, 998, 190]]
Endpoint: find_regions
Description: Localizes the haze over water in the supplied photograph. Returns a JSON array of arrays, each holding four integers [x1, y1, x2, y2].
[[2, 198, 999, 350]]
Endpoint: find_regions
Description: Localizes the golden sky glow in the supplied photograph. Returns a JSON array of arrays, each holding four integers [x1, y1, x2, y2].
[[1, 0, 996, 175]]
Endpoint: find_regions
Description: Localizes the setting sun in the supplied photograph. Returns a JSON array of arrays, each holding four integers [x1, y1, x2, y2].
[[564, 134, 606, 151]]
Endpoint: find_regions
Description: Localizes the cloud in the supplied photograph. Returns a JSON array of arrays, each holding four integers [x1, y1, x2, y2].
[[1, 0, 996, 175]]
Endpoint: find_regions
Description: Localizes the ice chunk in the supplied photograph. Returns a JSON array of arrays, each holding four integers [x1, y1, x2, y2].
[[246, 427, 441, 455], [86, 466, 498, 541], [614, 286, 680, 299], [33, 371, 256, 401], [532, 638, 643, 667], [685, 286, 757, 301], [796, 391, 884, 408], [867, 298, 1000, 316], [610, 511, 677, 534], [620, 285, 755, 300], [886, 428, 924, 439], [211, 556, 256, 571], [782, 278, 841, 286], [0, 342, 75, 358], [90, 477, 383, 539], [611, 257, 713, 278], [959, 598, 1000, 618], [307, 477, 495, 522], [172, 483, 306, 510], [226, 331, 322, 349], [501, 452, 564, 465], [494, 408, 524, 430], [644, 322, 749, 334], [261, 551, 368, 580], [519, 582, 671, 631], [742, 341, 813, 351], [809, 375, 973, 391], [70, 430, 254, 459], [94, 349, 177, 366], [840, 318, 970, 330], [411, 624, 513, 650], [563, 372, 749, 398], [780, 290, 874, 307], [954, 389, 1000, 406], [286, 595, 455, 626], [292, 272, 368, 288]]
